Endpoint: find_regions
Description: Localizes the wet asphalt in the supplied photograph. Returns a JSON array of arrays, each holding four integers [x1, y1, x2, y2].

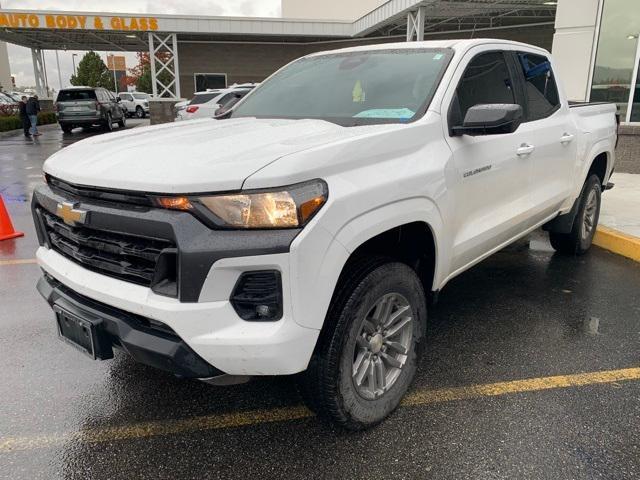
[[1, 123, 639, 480]]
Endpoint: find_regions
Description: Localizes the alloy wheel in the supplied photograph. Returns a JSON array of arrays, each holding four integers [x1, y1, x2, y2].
[[351, 293, 413, 400], [581, 188, 598, 240]]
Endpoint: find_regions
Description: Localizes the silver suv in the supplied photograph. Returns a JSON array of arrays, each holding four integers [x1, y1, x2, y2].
[[55, 87, 126, 134]]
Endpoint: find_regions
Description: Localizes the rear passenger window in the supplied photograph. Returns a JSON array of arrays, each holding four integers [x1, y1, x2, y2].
[[450, 51, 515, 127], [517, 52, 560, 121]]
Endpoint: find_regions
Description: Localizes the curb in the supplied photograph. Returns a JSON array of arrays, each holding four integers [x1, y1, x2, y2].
[[593, 225, 640, 262]]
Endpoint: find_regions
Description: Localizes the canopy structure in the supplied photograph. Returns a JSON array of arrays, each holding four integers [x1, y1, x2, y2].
[[0, 0, 557, 98]]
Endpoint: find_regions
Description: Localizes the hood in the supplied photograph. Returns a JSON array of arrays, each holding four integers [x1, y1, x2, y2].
[[43, 117, 365, 193]]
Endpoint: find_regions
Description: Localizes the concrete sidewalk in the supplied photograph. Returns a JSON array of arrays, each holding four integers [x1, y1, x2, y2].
[[600, 173, 640, 238], [594, 173, 640, 262]]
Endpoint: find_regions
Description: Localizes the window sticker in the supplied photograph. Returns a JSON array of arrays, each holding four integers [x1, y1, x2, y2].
[[353, 108, 415, 119], [433, 53, 444, 60]]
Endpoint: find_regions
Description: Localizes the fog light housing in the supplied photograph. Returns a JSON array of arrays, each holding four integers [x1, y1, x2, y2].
[[230, 270, 283, 321]]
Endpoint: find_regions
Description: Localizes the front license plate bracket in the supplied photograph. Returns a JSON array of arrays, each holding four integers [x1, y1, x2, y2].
[[53, 305, 113, 360]]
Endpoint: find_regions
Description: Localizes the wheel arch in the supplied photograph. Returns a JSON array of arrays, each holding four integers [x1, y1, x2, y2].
[[289, 198, 445, 333], [544, 148, 612, 234], [333, 197, 444, 295], [587, 151, 609, 188], [342, 221, 438, 301]]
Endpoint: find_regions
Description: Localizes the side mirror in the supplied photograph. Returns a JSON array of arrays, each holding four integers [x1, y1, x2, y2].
[[452, 104, 523, 136]]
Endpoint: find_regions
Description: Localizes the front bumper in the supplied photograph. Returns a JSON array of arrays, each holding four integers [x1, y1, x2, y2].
[[36, 247, 320, 376], [37, 274, 224, 378]]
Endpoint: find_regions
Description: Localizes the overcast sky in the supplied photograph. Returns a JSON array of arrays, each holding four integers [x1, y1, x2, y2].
[[2, 0, 281, 89]]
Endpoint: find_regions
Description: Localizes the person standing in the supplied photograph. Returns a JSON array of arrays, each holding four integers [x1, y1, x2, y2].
[[19, 96, 30, 137], [26, 95, 41, 137]]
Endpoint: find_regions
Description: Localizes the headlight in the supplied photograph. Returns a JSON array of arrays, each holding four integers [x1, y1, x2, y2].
[[155, 179, 328, 229]]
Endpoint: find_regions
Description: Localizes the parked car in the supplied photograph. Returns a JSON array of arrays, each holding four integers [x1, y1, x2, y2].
[[175, 84, 257, 121], [0, 91, 17, 104], [32, 40, 618, 429], [173, 99, 189, 117], [118, 92, 150, 118], [3, 91, 22, 102], [55, 86, 126, 133], [0, 91, 19, 115]]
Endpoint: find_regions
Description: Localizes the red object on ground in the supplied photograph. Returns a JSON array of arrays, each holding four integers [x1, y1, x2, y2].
[[0, 195, 24, 241]]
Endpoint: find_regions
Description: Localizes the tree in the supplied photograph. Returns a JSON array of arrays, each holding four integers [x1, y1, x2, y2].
[[70, 52, 115, 91]]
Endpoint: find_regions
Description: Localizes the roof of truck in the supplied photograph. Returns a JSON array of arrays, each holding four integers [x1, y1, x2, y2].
[[307, 38, 549, 57]]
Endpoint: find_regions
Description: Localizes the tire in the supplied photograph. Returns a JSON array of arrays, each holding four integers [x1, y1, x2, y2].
[[135, 106, 145, 119], [103, 113, 113, 132], [298, 257, 427, 430], [118, 115, 126, 129], [549, 174, 602, 255], [60, 124, 73, 134]]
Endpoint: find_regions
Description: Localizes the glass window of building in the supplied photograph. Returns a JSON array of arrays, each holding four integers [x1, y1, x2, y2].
[[590, 0, 640, 120]]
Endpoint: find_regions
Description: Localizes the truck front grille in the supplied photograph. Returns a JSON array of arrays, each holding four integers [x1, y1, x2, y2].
[[39, 208, 176, 289]]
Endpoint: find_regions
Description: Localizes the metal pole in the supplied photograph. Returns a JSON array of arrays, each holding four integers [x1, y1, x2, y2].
[[55, 50, 63, 89], [148, 33, 158, 97], [42, 51, 49, 97], [172, 34, 181, 98], [31, 49, 42, 96], [72, 54, 77, 77]]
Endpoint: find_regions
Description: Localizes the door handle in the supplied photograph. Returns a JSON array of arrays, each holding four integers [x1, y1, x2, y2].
[[560, 133, 575, 144], [516, 144, 535, 156]]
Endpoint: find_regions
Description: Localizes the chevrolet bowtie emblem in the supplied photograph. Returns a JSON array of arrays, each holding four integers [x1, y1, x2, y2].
[[56, 202, 87, 226]]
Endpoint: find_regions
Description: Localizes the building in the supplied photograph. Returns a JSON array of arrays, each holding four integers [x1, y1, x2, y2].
[[553, 0, 640, 122], [0, 40, 10, 92], [0, 1, 558, 101]]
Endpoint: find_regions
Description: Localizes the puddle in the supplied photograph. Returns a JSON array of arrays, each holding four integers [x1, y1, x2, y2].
[[583, 316, 600, 335]]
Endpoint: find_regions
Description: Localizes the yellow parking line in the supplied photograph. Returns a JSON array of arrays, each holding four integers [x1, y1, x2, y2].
[[1, 367, 639, 452], [0, 258, 38, 266]]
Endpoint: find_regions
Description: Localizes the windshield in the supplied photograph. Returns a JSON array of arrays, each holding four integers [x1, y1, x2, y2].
[[232, 48, 452, 126]]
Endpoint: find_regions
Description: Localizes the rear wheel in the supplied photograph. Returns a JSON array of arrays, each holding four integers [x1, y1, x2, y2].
[[103, 113, 113, 132], [118, 115, 126, 129], [549, 174, 602, 255], [298, 258, 426, 430]]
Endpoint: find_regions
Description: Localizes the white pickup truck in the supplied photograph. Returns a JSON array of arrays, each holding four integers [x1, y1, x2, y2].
[[32, 39, 617, 429]]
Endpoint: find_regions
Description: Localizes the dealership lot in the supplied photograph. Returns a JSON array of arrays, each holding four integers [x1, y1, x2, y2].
[[1, 126, 639, 480]]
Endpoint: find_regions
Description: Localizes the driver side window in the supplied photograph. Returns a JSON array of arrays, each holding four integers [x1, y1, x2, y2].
[[450, 51, 515, 127]]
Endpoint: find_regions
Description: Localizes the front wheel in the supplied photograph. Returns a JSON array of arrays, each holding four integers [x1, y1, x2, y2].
[[549, 174, 602, 255], [298, 258, 426, 430], [60, 124, 73, 134], [135, 106, 145, 119]]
